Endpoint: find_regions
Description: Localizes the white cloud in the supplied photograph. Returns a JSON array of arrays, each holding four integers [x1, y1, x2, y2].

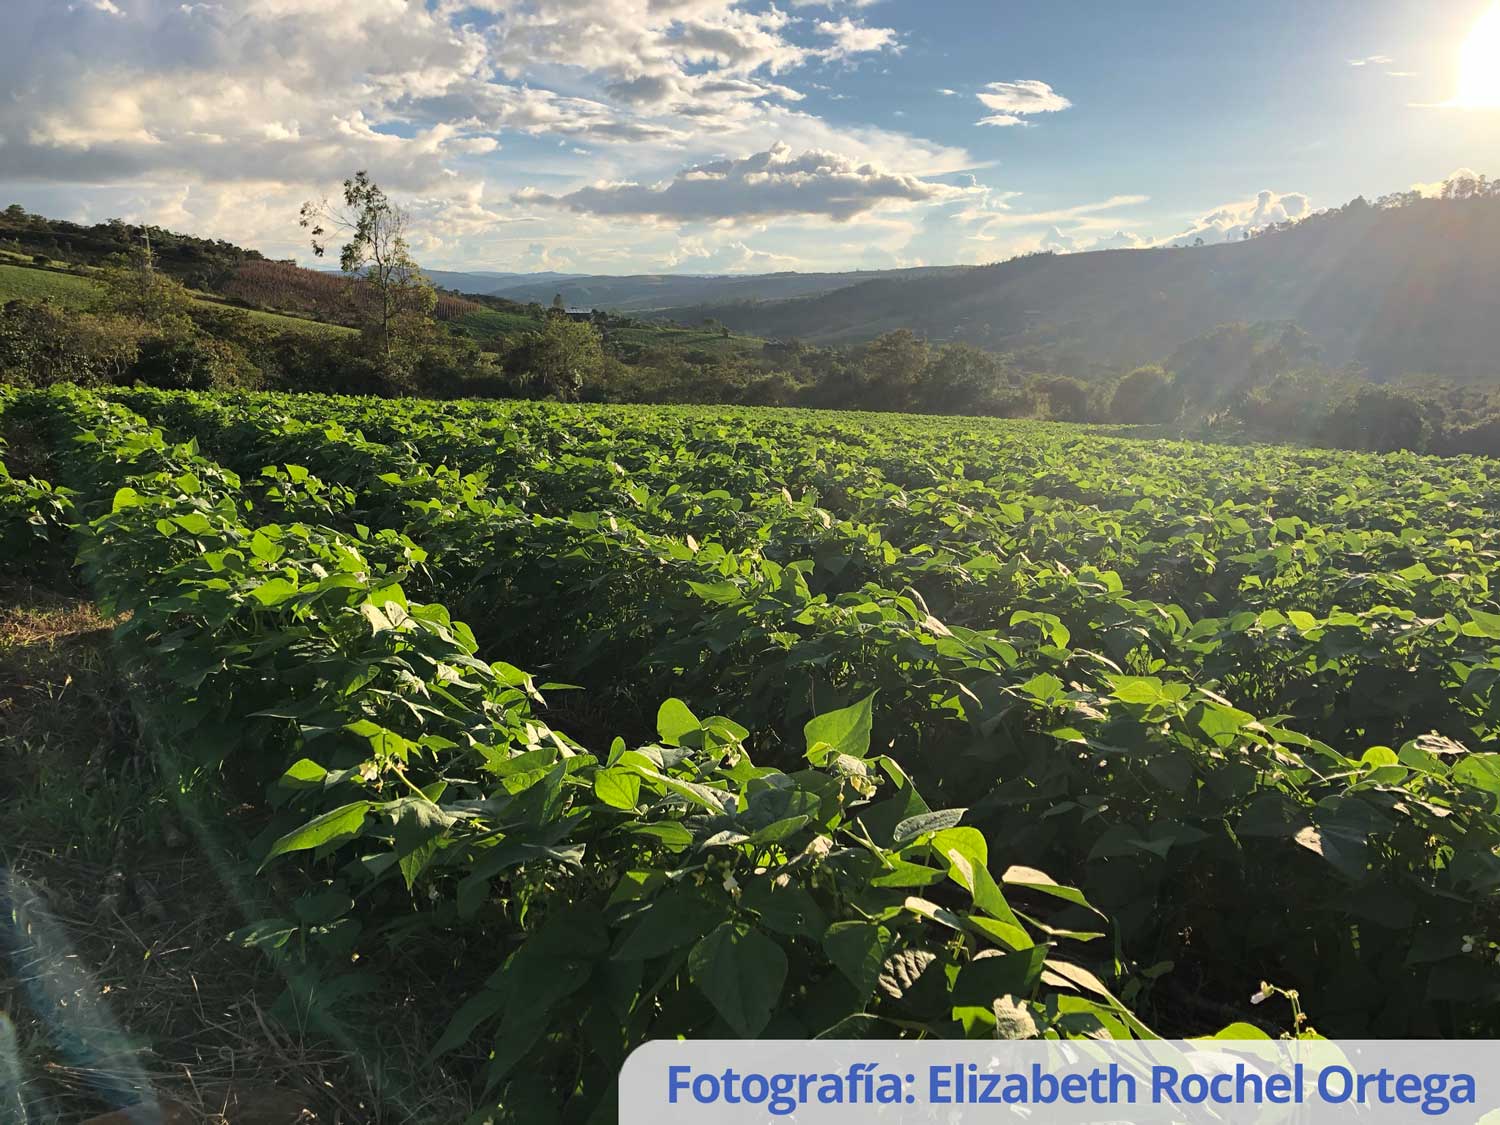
[[1410, 166, 1484, 197], [814, 17, 899, 59], [1038, 227, 1142, 253], [976, 79, 1071, 127], [1347, 54, 1394, 66], [663, 236, 801, 272], [936, 88, 957, 96], [975, 194, 1149, 232], [520, 141, 973, 223], [0, 0, 988, 270], [1162, 189, 1312, 244]]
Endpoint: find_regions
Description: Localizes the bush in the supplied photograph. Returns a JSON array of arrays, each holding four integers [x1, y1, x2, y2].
[[131, 332, 254, 391], [1435, 414, 1500, 458], [501, 317, 605, 400], [1109, 365, 1179, 424], [0, 299, 141, 387], [1322, 384, 1431, 452], [1030, 373, 1091, 421]]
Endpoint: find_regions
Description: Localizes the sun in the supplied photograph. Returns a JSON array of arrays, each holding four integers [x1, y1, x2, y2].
[[1456, 1, 1500, 107]]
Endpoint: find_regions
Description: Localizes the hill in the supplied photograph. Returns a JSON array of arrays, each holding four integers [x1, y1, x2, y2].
[[422, 269, 584, 295], [653, 192, 1500, 381], [0, 259, 350, 337], [470, 265, 968, 312]]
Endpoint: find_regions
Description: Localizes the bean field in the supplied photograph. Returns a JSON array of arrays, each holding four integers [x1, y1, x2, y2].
[[5, 385, 1500, 1120]]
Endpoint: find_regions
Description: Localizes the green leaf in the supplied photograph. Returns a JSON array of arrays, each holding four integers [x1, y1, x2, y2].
[[1455, 754, 1500, 796], [1017, 673, 1064, 703], [260, 802, 371, 869], [1001, 866, 1099, 913], [822, 921, 893, 994], [803, 692, 876, 764], [278, 758, 328, 791], [248, 577, 298, 607], [1464, 608, 1500, 639], [741, 879, 827, 939], [952, 947, 1048, 1008], [656, 698, 700, 746], [613, 886, 721, 961], [893, 808, 966, 844], [689, 922, 787, 1037], [594, 767, 642, 810], [1201, 1022, 1272, 1040], [249, 531, 284, 563]]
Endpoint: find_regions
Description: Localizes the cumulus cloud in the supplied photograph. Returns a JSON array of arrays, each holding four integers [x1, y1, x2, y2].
[[0, 0, 984, 270], [520, 141, 971, 223], [663, 236, 801, 272], [519, 241, 575, 271], [1410, 167, 1484, 196], [815, 17, 899, 59], [976, 79, 1071, 126], [1039, 228, 1148, 253], [1163, 189, 1312, 244]]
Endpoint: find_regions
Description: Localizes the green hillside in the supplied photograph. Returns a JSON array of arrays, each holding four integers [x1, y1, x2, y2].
[[0, 262, 351, 337], [0, 263, 99, 308], [657, 192, 1500, 382]]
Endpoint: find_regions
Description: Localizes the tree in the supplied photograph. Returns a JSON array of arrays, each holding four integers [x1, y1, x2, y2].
[[1323, 384, 1431, 452], [921, 342, 1016, 414], [1031, 374, 1091, 421], [503, 316, 604, 400], [859, 329, 930, 409], [300, 171, 436, 362], [1109, 365, 1179, 424], [93, 261, 195, 331]]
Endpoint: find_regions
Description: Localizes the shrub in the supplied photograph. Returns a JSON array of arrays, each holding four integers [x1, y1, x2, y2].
[[1322, 384, 1431, 452], [131, 332, 254, 391], [0, 299, 141, 387], [1109, 365, 1180, 424]]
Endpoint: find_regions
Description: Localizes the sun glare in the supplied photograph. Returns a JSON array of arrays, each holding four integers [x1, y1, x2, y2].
[[1456, 1, 1500, 106]]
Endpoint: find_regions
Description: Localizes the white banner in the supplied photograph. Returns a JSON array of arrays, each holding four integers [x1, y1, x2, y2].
[[619, 1040, 1498, 1124]]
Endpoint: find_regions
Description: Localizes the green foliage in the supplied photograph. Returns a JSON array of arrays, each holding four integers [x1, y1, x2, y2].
[[0, 206, 261, 288], [1110, 365, 1179, 424], [501, 316, 605, 400], [30, 388, 1147, 1119], [1322, 383, 1432, 452], [62, 384, 1500, 1058], [21, 382, 1500, 1112], [92, 263, 197, 331], [0, 299, 141, 387], [300, 171, 437, 364], [131, 332, 255, 391]]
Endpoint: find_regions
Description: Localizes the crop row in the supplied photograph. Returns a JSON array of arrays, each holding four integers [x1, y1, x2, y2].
[[102, 387, 1500, 1037], [17, 386, 1156, 1121]]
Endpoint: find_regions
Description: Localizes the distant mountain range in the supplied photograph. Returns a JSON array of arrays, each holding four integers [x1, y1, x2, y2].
[[646, 195, 1500, 381], [421, 266, 966, 313]]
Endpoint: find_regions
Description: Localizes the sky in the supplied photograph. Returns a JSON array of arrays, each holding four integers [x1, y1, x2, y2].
[[2, 0, 1498, 275]]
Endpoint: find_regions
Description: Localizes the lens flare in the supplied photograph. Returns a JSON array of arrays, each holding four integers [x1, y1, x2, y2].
[[1456, 1, 1500, 107]]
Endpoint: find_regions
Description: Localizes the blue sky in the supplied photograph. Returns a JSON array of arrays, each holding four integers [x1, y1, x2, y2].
[[1, 0, 1496, 273]]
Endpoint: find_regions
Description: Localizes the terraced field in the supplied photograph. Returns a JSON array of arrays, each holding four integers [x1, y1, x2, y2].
[[5, 385, 1500, 1119]]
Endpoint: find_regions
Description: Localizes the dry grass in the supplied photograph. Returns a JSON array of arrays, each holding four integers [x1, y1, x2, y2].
[[1, 583, 477, 1123]]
